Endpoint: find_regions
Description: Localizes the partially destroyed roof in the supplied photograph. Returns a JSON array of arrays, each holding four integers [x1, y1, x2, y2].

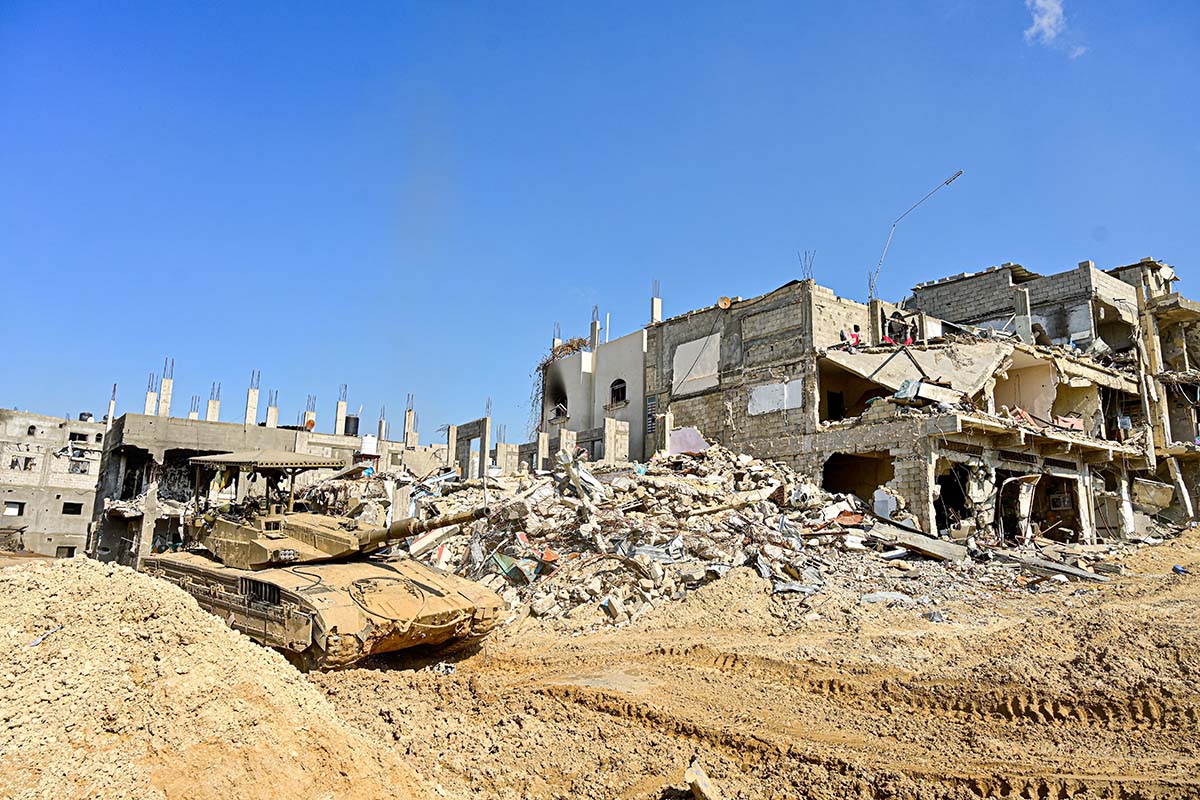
[[188, 450, 345, 470]]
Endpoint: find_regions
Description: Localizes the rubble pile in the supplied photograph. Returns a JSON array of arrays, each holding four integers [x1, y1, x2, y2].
[[300, 473, 398, 527], [383, 445, 1151, 630], [0, 558, 430, 800]]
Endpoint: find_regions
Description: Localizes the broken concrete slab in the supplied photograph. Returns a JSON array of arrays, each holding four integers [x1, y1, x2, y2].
[[822, 340, 1012, 397], [867, 520, 969, 562]]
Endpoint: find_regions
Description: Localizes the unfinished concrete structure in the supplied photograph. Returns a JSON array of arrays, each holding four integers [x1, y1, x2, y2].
[[633, 265, 1188, 544], [0, 410, 106, 557], [86, 367, 447, 567], [88, 411, 448, 567], [447, 416, 491, 480]]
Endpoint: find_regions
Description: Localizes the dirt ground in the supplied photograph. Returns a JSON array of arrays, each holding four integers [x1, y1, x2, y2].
[[313, 529, 1200, 800], [0, 558, 431, 800]]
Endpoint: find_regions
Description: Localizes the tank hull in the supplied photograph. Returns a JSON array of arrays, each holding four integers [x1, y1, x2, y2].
[[141, 552, 505, 669]]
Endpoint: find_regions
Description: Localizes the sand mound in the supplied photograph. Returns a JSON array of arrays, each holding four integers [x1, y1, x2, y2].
[[0, 558, 430, 800]]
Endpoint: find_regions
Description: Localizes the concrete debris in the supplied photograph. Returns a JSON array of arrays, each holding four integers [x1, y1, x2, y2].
[[383, 445, 1161, 631], [684, 756, 723, 800]]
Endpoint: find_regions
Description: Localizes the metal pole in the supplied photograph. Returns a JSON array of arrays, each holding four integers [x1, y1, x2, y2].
[[869, 169, 963, 300]]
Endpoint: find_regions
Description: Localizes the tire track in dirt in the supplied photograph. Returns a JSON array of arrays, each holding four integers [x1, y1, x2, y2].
[[538, 682, 1200, 800], [644, 644, 1200, 732]]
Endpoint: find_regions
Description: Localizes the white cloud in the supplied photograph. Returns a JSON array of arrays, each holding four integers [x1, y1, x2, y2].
[[1024, 0, 1066, 45], [1023, 0, 1087, 57]]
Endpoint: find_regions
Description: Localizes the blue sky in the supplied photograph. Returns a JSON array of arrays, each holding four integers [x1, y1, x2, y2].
[[2, 1, 1197, 443]]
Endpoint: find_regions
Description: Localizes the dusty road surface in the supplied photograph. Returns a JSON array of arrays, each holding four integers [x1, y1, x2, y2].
[[315, 530, 1200, 800]]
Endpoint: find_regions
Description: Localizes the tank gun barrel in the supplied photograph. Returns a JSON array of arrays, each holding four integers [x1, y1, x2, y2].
[[364, 506, 489, 549]]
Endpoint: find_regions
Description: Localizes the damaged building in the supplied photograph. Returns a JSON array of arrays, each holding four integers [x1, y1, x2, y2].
[[534, 307, 645, 468], [88, 379, 447, 568], [908, 256, 1199, 524], [532, 257, 1197, 546], [0, 410, 107, 557]]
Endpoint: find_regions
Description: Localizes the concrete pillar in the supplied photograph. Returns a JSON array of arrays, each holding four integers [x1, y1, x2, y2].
[[244, 387, 259, 426], [143, 391, 158, 416], [477, 418, 492, 480], [455, 435, 472, 479], [1013, 287, 1034, 344], [265, 405, 279, 428], [559, 428, 577, 458], [867, 299, 885, 346], [1168, 457, 1195, 520], [445, 425, 458, 469], [334, 400, 347, 436], [106, 396, 116, 431], [377, 416, 388, 441], [187, 410, 199, 420], [302, 410, 316, 430], [134, 485, 159, 569], [536, 432, 549, 471], [402, 408, 416, 444], [891, 448, 937, 535], [157, 378, 173, 418], [1117, 467, 1137, 539], [494, 442, 519, 475], [602, 417, 630, 464], [205, 399, 220, 422], [654, 410, 674, 456], [1077, 471, 1096, 545], [650, 296, 663, 324]]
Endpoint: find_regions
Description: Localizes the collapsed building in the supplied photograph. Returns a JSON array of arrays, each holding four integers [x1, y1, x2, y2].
[[534, 257, 1195, 545]]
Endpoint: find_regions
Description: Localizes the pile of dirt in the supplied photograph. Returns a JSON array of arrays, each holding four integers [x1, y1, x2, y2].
[[0, 558, 430, 800], [641, 566, 780, 630]]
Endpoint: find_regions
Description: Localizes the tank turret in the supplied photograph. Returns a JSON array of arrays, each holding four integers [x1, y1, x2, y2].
[[191, 505, 489, 571]]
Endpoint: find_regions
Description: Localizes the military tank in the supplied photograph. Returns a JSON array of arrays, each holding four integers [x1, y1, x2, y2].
[[140, 450, 504, 670]]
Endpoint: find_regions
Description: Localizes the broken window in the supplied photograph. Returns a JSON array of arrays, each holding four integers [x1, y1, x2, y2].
[[68, 432, 89, 443], [2, 501, 25, 517], [8, 456, 34, 471], [119, 448, 153, 500], [609, 379, 627, 406], [94, 433, 103, 443], [68, 460, 90, 474], [55, 546, 76, 558], [545, 373, 568, 423], [825, 391, 845, 421], [26, 425, 36, 436], [62, 502, 83, 515]]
